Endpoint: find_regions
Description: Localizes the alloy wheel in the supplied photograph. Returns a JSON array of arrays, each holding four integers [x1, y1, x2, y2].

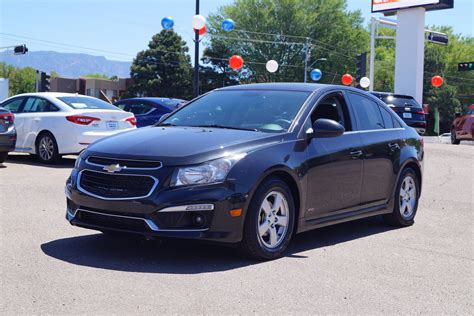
[[257, 191, 290, 249], [39, 136, 54, 161], [399, 175, 417, 219]]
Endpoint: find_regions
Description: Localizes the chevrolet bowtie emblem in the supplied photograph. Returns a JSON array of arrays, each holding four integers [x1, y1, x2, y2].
[[103, 164, 124, 173]]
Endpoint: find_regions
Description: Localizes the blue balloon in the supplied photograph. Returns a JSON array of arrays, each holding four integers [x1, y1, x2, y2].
[[311, 69, 322, 81], [161, 17, 174, 30], [221, 19, 235, 32]]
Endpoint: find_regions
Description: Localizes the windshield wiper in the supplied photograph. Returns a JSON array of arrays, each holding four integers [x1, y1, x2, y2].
[[156, 122, 176, 127], [191, 124, 259, 132]]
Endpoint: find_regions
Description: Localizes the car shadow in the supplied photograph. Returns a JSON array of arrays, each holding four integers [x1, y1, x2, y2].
[[6, 153, 76, 169], [41, 217, 397, 274]]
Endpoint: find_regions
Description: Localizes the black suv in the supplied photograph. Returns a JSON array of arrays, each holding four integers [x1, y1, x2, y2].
[[66, 83, 424, 260], [0, 107, 16, 164], [370, 92, 426, 135]]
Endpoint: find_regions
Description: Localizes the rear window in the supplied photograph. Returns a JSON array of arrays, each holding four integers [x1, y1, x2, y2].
[[379, 95, 421, 108], [58, 96, 120, 110], [160, 99, 183, 109]]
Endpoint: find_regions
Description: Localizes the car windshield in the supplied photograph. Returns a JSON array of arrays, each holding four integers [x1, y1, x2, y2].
[[58, 96, 120, 110], [160, 90, 310, 133]]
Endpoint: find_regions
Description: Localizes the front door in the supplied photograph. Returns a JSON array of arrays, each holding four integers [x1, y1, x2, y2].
[[304, 91, 364, 219]]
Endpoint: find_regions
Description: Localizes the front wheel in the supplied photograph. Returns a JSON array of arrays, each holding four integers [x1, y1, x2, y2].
[[451, 130, 460, 145], [241, 178, 295, 260], [383, 168, 420, 226], [36, 132, 61, 164]]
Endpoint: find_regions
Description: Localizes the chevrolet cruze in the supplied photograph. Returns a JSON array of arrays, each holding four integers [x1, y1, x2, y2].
[[65, 83, 424, 260]]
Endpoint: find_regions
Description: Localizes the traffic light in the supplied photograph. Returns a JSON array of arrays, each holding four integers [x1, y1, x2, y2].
[[355, 52, 367, 81], [13, 45, 28, 55], [40, 72, 51, 92], [458, 62, 474, 71]]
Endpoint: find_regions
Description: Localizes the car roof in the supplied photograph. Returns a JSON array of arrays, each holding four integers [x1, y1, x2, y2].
[[370, 91, 415, 99], [218, 83, 328, 92], [7, 92, 83, 98], [115, 97, 184, 103]]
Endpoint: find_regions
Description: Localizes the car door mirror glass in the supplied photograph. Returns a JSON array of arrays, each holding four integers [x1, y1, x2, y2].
[[310, 118, 345, 138]]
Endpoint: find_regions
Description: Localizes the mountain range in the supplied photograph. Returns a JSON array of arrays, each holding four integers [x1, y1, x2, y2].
[[0, 51, 132, 78]]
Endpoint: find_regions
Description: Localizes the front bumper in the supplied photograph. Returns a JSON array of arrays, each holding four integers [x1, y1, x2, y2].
[[65, 172, 250, 243]]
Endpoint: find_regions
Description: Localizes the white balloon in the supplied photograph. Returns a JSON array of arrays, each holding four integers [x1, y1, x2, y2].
[[360, 77, 370, 88], [266, 60, 279, 73], [192, 15, 206, 30]]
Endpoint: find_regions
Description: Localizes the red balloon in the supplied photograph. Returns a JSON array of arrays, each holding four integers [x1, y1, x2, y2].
[[341, 74, 353, 86], [229, 55, 244, 70], [431, 75, 444, 88], [194, 25, 206, 36]]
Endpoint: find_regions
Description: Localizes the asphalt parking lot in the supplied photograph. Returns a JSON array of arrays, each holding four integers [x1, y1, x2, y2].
[[0, 143, 472, 314]]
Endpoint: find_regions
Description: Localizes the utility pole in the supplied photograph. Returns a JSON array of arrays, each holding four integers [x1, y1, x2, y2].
[[369, 17, 376, 91], [193, 0, 200, 98], [303, 38, 311, 83]]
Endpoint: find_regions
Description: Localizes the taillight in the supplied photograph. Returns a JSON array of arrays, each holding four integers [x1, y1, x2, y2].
[[420, 137, 424, 148], [0, 112, 14, 123], [66, 115, 101, 125], [414, 110, 426, 115], [125, 116, 137, 126]]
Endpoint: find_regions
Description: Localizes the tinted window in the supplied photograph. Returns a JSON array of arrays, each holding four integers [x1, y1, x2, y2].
[[115, 102, 128, 110], [348, 93, 384, 131], [1, 98, 23, 113], [23, 97, 59, 113], [58, 96, 119, 110], [379, 95, 420, 108], [163, 90, 310, 133], [128, 103, 156, 115], [379, 106, 394, 129]]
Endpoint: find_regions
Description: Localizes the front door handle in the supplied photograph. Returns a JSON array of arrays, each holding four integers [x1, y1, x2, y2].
[[34, 117, 41, 122], [349, 150, 363, 159]]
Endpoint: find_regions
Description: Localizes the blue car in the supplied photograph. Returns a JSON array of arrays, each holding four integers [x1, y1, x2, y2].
[[114, 97, 185, 127]]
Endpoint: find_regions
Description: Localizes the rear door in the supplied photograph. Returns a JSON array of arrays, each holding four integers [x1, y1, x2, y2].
[[1, 97, 26, 150], [346, 92, 402, 207]]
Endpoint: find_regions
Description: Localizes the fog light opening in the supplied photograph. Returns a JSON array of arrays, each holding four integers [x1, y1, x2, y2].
[[192, 213, 206, 227]]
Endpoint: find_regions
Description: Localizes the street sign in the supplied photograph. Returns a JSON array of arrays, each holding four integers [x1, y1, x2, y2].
[[458, 62, 474, 72], [426, 32, 448, 45]]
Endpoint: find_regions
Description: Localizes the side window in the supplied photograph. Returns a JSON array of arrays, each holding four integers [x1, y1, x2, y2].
[[379, 106, 394, 129], [23, 97, 58, 113], [1, 98, 24, 113], [348, 93, 384, 131], [310, 93, 352, 131], [128, 103, 155, 115]]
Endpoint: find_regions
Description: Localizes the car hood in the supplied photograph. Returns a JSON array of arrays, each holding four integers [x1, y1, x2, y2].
[[86, 126, 283, 166]]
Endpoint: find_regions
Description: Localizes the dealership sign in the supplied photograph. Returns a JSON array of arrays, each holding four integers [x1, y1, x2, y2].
[[372, 0, 454, 13]]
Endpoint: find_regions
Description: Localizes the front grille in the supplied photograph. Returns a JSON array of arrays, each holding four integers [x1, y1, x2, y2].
[[87, 156, 162, 169], [78, 170, 157, 199], [76, 210, 148, 232]]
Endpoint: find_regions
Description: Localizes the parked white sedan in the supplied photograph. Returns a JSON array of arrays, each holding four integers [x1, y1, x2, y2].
[[0, 92, 136, 163]]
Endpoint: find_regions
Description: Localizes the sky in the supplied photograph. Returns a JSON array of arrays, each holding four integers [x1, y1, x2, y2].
[[0, 0, 472, 62]]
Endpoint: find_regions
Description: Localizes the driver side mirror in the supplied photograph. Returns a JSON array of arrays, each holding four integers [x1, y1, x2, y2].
[[158, 112, 171, 123], [306, 118, 345, 139]]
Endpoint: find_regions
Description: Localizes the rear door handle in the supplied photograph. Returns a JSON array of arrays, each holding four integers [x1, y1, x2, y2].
[[388, 143, 400, 150], [349, 150, 363, 159], [34, 117, 41, 122]]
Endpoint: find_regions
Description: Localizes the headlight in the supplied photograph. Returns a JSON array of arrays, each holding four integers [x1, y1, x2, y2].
[[74, 151, 86, 169], [171, 154, 245, 186]]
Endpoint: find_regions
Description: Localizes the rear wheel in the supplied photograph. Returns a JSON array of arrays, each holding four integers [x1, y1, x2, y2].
[[241, 178, 295, 260], [383, 168, 419, 226], [36, 132, 61, 164], [0, 152, 7, 163], [451, 130, 460, 145]]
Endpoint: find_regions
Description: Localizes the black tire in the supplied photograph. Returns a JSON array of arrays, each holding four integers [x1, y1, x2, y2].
[[36, 132, 61, 164], [383, 168, 420, 227], [451, 130, 460, 145], [0, 152, 7, 163], [240, 178, 295, 260]]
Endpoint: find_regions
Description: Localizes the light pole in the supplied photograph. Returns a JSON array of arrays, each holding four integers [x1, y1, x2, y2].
[[305, 58, 327, 82], [193, 0, 200, 98]]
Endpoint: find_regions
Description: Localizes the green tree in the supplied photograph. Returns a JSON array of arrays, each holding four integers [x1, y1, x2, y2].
[[82, 73, 109, 79], [203, 0, 369, 84], [0, 63, 36, 95], [128, 30, 193, 98]]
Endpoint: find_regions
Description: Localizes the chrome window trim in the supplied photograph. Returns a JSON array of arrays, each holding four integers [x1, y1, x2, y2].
[[68, 208, 209, 232], [344, 127, 405, 134], [77, 169, 159, 200], [86, 156, 163, 170]]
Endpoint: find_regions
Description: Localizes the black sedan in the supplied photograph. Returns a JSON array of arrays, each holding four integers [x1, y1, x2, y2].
[[65, 83, 424, 260], [0, 106, 16, 164]]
